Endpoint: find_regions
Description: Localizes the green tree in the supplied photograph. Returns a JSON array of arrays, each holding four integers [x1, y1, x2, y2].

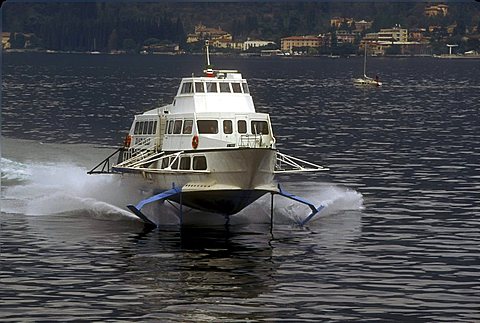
[[122, 38, 137, 52], [339, 21, 349, 31], [26, 34, 42, 49], [307, 46, 319, 55], [8, 32, 15, 48], [385, 45, 401, 55], [10, 32, 26, 48], [334, 43, 356, 56], [465, 38, 479, 52], [107, 29, 118, 51], [144, 37, 161, 46], [330, 31, 338, 48], [174, 17, 186, 46], [454, 20, 466, 36]]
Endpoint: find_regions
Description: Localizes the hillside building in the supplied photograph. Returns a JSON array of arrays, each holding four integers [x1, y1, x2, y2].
[[359, 26, 431, 56], [281, 36, 323, 52], [425, 4, 449, 17], [2, 32, 11, 49], [377, 26, 408, 43], [354, 20, 373, 32], [409, 28, 427, 42], [336, 30, 356, 44], [330, 17, 354, 29], [331, 17, 373, 32], [186, 24, 232, 44], [243, 40, 276, 51]]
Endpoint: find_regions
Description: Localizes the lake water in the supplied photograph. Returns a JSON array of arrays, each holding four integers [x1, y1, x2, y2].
[[1, 53, 479, 321]]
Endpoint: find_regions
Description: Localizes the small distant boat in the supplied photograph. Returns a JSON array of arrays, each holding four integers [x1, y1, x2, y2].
[[353, 45, 382, 87], [90, 38, 100, 54]]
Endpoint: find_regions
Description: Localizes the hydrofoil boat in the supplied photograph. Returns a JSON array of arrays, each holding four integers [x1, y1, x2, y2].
[[89, 42, 329, 228]]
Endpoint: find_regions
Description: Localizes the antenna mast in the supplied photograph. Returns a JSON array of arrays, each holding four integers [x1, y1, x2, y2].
[[205, 40, 211, 67], [204, 40, 214, 77], [363, 44, 367, 78]]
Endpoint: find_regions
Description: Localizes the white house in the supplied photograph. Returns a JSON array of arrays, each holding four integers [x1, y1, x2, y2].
[[243, 40, 276, 51]]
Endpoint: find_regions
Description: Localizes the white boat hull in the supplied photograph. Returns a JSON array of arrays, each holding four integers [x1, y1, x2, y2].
[[353, 77, 382, 87], [116, 148, 277, 215]]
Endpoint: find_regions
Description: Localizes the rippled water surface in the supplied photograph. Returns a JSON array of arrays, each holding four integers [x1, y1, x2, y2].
[[2, 53, 480, 321]]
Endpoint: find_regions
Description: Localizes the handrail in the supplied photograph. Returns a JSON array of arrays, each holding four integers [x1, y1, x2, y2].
[[118, 136, 161, 166], [113, 151, 196, 173], [87, 147, 124, 174], [275, 151, 329, 173], [129, 151, 165, 168], [238, 134, 262, 148], [117, 149, 152, 167]]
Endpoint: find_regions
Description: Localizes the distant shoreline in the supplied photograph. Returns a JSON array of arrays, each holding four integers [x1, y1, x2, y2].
[[3, 49, 480, 59]]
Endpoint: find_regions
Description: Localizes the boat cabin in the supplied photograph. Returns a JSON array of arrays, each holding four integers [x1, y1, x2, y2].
[[126, 71, 275, 154]]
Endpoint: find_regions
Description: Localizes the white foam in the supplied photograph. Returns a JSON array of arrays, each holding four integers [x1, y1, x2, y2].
[[1, 159, 139, 219], [1, 157, 32, 181], [233, 183, 364, 225]]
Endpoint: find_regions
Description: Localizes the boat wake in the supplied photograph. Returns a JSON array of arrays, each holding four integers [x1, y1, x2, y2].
[[2, 156, 364, 226], [233, 183, 364, 225], [1, 157, 138, 221]]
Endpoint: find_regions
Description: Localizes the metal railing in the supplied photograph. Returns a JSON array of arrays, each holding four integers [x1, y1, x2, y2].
[[120, 136, 161, 164], [87, 147, 124, 174], [275, 151, 329, 174], [238, 134, 262, 148]]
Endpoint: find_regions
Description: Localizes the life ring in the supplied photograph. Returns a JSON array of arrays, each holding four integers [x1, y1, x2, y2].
[[124, 134, 132, 147], [192, 135, 199, 149]]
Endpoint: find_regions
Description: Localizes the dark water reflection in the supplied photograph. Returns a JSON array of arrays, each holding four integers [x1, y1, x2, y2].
[[2, 53, 480, 321]]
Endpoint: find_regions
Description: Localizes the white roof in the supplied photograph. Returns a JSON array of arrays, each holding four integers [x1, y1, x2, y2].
[[168, 73, 256, 114]]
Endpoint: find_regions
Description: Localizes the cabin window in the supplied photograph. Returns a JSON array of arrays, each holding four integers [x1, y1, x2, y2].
[[206, 82, 217, 93], [181, 82, 193, 94], [180, 156, 191, 170], [171, 157, 179, 170], [147, 121, 154, 134], [168, 120, 174, 134], [165, 120, 170, 134], [161, 157, 169, 169], [231, 83, 242, 93], [135, 121, 154, 135], [173, 120, 183, 134], [142, 121, 148, 135], [219, 83, 231, 93], [195, 82, 205, 93], [152, 121, 157, 134], [251, 121, 269, 135], [237, 120, 247, 134], [193, 156, 207, 170], [183, 120, 193, 134], [197, 120, 218, 134], [134, 122, 141, 135], [223, 120, 233, 134], [242, 83, 250, 94]]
